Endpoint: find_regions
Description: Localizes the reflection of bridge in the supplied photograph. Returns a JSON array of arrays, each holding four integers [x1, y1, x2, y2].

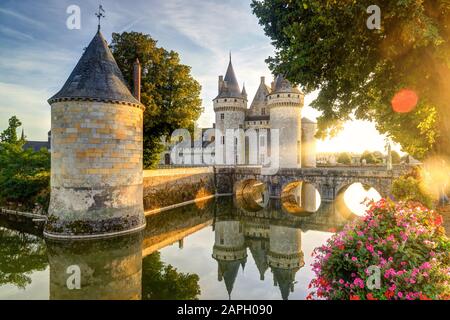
[[215, 166, 410, 200]]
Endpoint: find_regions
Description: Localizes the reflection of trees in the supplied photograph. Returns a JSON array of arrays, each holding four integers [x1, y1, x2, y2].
[[142, 252, 200, 300], [0, 228, 47, 289]]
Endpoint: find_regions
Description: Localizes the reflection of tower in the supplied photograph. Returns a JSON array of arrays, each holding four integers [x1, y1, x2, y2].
[[47, 233, 142, 300], [244, 219, 270, 281], [267, 225, 304, 300], [212, 219, 247, 298]]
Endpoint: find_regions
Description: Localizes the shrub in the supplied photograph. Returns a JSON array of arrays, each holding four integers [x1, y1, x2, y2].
[[392, 175, 434, 208], [0, 142, 50, 212], [308, 199, 450, 300], [337, 152, 352, 165]]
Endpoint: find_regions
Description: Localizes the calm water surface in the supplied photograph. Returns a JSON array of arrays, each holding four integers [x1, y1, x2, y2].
[[0, 183, 380, 300]]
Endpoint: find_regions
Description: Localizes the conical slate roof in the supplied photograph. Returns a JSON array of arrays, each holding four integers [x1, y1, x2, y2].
[[272, 74, 301, 94], [48, 30, 142, 108], [250, 79, 271, 109], [216, 57, 242, 99], [217, 259, 246, 298]]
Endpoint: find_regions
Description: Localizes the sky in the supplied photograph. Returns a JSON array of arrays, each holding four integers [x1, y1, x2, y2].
[[0, 0, 402, 153]]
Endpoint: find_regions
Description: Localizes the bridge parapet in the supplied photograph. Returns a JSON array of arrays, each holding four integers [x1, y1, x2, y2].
[[215, 165, 411, 200]]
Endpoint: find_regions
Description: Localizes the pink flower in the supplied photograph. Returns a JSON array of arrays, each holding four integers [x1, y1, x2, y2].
[[398, 292, 403, 298], [351, 257, 358, 262]]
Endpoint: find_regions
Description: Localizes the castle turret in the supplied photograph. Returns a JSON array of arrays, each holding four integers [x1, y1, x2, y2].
[[267, 224, 304, 300], [267, 75, 304, 168], [45, 30, 146, 238], [213, 55, 246, 165], [212, 219, 247, 298], [301, 117, 317, 167]]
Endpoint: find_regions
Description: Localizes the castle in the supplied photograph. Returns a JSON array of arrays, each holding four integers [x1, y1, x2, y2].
[[162, 56, 317, 168]]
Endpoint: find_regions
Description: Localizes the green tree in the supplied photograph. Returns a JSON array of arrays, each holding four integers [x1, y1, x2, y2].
[[360, 151, 378, 164], [1, 116, 22, 144], [0, 139, 50, 212], [110, 32, 203, 168], [141, 251, 201, 300], [337, 152, 352, 165], [251, 0, 450, 160]]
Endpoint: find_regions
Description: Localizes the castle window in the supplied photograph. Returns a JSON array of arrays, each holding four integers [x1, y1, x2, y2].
[[221, 136, 225, 144], [224, 99, 227, 102], [260, 121, 262, 124], [220, 113, 224, 120], [239, 124, 243, 129], [277, 94, 280, 98], [234, 99, 237, 102], [288, 94, 291, 97], [261, 108, 265, 115], [216, 99, 219, 103]]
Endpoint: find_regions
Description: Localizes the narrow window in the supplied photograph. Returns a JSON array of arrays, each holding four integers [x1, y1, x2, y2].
[[261, 108, 265, 115], [220, 113, 224, 120]]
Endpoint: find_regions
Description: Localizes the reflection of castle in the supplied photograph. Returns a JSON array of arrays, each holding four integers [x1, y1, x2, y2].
[[212, 213, 304, 300]]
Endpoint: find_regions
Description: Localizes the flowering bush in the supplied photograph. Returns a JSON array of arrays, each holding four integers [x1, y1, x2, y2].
[[308, 199, 450, 300]]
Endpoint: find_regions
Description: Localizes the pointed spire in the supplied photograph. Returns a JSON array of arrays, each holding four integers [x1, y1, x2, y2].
[[215, 53, 242, 99], [272, 74, 301, 94], [20, 129, 25, 141], [241, 82, 247, 98], [48, 29, 142, 108]]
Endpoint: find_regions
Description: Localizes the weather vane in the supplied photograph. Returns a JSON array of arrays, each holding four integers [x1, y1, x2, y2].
[[95, 5, 105, 31]]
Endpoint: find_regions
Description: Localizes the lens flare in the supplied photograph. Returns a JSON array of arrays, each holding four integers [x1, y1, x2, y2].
[[419, 156, 450, 200], [391, 89, 418, 113]]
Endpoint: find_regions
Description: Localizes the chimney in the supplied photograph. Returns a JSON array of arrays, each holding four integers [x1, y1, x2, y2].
[[133, 58, 141, 102]]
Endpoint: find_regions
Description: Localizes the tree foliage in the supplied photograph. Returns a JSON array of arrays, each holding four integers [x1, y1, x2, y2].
[[0, 117, 50, 212], [251, 0, 450, 159], [1, 116, 22, 143], [337, 152, 352, 165], [0, 229, 47, 289], [110, 32, 203, 167], [141, 251, 201, 300]]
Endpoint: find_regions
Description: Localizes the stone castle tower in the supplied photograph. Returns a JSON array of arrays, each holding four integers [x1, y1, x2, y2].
[[45, 29, 146, 238], [213, 57, 317, 168], [213, 55, 247, 165]]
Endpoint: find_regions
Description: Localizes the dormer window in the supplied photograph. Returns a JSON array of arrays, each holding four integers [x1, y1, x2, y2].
[[261, 108, 265, 115]]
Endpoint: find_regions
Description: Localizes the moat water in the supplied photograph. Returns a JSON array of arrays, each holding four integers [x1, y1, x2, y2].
[[0, 184, 380, 300]]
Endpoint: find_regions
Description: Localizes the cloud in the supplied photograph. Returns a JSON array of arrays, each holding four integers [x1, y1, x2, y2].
[[0, 82, 51, 141], [0, 24, 33, 40], [0, 7, 47, 29]]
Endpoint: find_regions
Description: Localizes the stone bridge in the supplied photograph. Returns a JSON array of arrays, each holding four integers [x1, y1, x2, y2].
[[215, 165, 410, 201]]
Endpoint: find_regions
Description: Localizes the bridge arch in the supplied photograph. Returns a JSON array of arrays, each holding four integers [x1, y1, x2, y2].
[[280, 180, 321, 216], [234, 179, 269, 211], [335, 181, 381, 217]]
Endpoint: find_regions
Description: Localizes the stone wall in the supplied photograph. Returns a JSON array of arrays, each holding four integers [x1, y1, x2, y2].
[[47, 101, 145, 237], [143, 167, 215, 212]]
